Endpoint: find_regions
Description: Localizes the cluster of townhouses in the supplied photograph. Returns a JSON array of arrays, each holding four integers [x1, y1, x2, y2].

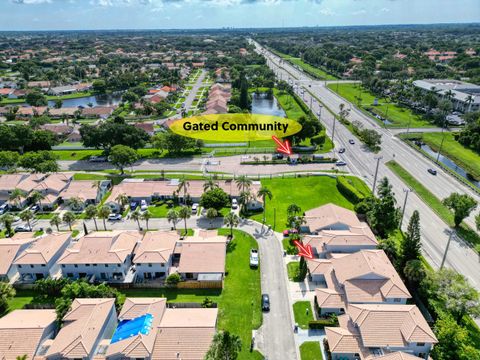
[[202, 83, 232, 114], [0, 297, 218, 360], [0, 173, 111, 210], [1, 229, 227, 285], [301, 204, 437, 360]]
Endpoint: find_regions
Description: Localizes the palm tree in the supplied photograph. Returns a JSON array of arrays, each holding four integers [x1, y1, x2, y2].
[[223, 212, 240, 236], [167, 209, 180, 230], [67, 197, 83, 212], [404, 259, 426, 285], [177, 177, 190, 204], [235, 175, 252, 193], [84, 204, 99, 231], [141, 210, 152, 230], [206, 208, 218, 227], [257, 186, 273, 225], [19, 210, 34, 230], [444, 89, 455, 101], [115, 193, 129, 212], [0, 281, 16, 313], [0, 214, 15, 236], [97, 205, 111, 231], [287, 204, 301, 217], [238, 190, 252, 214], [178, 206, 191, 235], [131, 209, 142, 230], [50, 214, 61, 231], [29, 190, 45, 211], [62, 211, 76, 231], [9, 188, 26, 210], [203, 179, 219, 191], [465, 94, 474, 113], [205, 331, 242, 360]]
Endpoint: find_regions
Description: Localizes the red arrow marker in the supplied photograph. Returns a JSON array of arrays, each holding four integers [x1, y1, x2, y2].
[[293, 240, 314, 259], [272, 136, 292, 155]]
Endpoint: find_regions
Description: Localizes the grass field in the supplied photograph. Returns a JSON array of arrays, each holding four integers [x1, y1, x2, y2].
[[271, 49, 337, 81], [300, 341, 323, 360], [251, 177, 355, 231], [287, 261, 301, 280], [293, 301, 314, 329], [419, 132, 480, 180], [386, 161, 480, 253], [328, 83, 431, 128], [147, 203, 182, 218]]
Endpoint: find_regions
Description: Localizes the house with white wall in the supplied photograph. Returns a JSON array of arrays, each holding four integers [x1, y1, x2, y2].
[[0, 233, 37, 282]]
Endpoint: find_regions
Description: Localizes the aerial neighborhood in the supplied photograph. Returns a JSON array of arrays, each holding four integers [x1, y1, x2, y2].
[[0, 4, 479, 360]]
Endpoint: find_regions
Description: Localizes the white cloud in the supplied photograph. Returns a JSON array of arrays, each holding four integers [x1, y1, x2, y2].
[[319, 7, 334, 16], [11, 0, 52, 4]]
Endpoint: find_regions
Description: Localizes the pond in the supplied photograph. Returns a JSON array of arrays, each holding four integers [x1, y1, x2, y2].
[[419, 143, 480, 188], [48, 93, 123, 108], [251, 92, 286, 117]]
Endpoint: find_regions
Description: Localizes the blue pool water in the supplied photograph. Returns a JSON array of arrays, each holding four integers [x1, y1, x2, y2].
[[110, 313, 154, 344]]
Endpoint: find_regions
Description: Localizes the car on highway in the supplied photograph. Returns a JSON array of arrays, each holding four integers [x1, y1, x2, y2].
[[108, 213, 122, 221], [338, 148, 345, 154], [428, 168, 437, 175], [336, 161, 347, 166], [140, 200, 148, 212], [262, 294, 270, 312], [349, 139, 355, 145], [14, 225, 32, 232], [250, 249, 259, 267]]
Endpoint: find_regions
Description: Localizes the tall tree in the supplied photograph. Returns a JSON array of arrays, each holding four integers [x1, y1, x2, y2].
[[224, 212, 240, 236], [29, 190, 45, 210], [19, 209, 34, 230], [178, 206, 191, 235], [141, 210, 152, 230], [98, 205, 111, 231], [84, 204, 99, 232], [235, 175, 252, 193], [115, 193, 129, 212], [62, 211, 76, 231], [205, 331, 242, 360], [167, 209, 180, 230], [203, 179, 219, 191], [367, 177, 400, 237], [130, 209, 142, 230], [50, 213, 61, 232], [442, 193, 477, 228], [177, 177, 190, 204], [400, 210, 422, 269], [257, 186, 273, 225], [9, 188, 26, 209], [0, 281, 16, 314], [109, 145, 138, 175]]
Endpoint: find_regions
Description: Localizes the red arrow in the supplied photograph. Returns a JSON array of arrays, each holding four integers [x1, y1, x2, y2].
[[272, 136, 292, 155], [293, 240, 314, 259]]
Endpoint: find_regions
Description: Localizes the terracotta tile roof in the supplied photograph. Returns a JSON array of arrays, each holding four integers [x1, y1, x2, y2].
[[307, 258, 332, 275], [46, 298, 116, 359], [133, 231, 179, 264], [332, 250, 411, 301], [0, 236, 36, 275], [367, 352, 424, 360], [60, 180, 99, 202], [0, 174, 28, 191], [0, 309, 56, 360], [134, 122, 155, 134], [315, 288, 346, 309], [58, 231, 141, 265], [347, 304, 437, 347], [14, 232, 71, 265], [176, 240, 226, 274], [107, 298, 166, 359], [325, 326, 368, 356]]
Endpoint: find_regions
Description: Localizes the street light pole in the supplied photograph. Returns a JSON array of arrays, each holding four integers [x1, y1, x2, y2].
[[399, 188, 411, 229], [440, 229, 455, 269], [372, 156, 383, 194], [436, 119, 448, 164]]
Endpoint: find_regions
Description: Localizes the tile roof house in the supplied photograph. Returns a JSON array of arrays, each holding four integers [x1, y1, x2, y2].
[[0, 309, 57, 360], [58, 231, 142, 283], [43, 298, 117, 359], [13, 232, 72, 282], [0, 234, 37, 282], [133, 231, 179, 280], [60, 179, 110, 209]]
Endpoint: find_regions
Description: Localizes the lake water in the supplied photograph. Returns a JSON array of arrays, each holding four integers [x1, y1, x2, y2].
[[48, 93, 123, 108], [251, 92, 286, 117], [419, 143, 480, 188]]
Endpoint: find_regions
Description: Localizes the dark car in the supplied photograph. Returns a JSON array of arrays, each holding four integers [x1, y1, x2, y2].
[[338, 148, 345, 154], [428, 168, 437, 175], [31, 205, 40, 213], [130, 201, 138, 211], [262, 294, 270, 312], [272, 153, 284, 160], [349, 139, 355, 145]]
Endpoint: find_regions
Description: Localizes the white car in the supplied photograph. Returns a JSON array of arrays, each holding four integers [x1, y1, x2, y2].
[[140, 200, 148, 212], [108, 213, 122, 221], [231, 199, 238, 210], [250, 249, 259, 267], [336, 161, 347, 166], [192, 203, 199, 214]]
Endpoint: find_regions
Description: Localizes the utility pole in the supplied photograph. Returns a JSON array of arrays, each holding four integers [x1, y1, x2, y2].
[[440, 229, 455, 269], [399, 188, 412, 229], [436, 119, 448, 164], [372, 156, 383, 194]]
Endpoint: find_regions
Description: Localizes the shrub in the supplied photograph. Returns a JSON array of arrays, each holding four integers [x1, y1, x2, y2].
[[308, 318, 338, 329], [310, 133, 326, 146], [166, 273, 181, 287], [336, 176, 365, 204]]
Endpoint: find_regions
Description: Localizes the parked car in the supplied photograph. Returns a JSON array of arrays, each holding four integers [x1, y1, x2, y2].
[[89, 156, 107, 163], [130, 201, 138, 211], [140, 200, 148, 212], [428, 168, 437, 175], [349, 139, 355, 145], [108, 213, 122, 221], [336, 161, 347, 166], [272, 153, 284, 160], [250, 249, 259, 267], [231, 199, 238, 210], [338, 148, 345, 154], [262, 294, 270, 312], [192, 203, 199, 214], [0, 203, 9, 215], [30, 205, 40, 213], [14, 225, 32, 232]]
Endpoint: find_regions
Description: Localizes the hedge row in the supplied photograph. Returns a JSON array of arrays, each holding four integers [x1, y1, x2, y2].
[[336, 176, 366, 204], [308, 319, 338, 329]]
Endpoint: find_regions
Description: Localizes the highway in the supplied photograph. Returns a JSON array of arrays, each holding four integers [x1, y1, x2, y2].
[[252, 40, 480, 297]]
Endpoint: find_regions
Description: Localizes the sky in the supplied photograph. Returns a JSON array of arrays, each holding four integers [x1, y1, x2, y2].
[[0, 0, 479, 31]]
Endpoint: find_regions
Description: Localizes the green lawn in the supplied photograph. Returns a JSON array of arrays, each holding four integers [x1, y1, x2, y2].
[[274, 88, 307, 121], [287, 261, 301, 281], [419, 132, 480, 180], [288, 57, 337, 81], [328, 83, 432, 128], [120, 288, 221, 303], [217, 229, 263, 360], [36, 212, 55, 219], [251, 177, 355, 231], [293, 301, 314, 329], [300, 341, 323, 360], [147, 203, 182, 218], [386, 160, 480, 252]]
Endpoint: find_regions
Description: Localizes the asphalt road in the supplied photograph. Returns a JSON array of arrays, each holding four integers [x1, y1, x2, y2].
[[252, 41, 480, 296]]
